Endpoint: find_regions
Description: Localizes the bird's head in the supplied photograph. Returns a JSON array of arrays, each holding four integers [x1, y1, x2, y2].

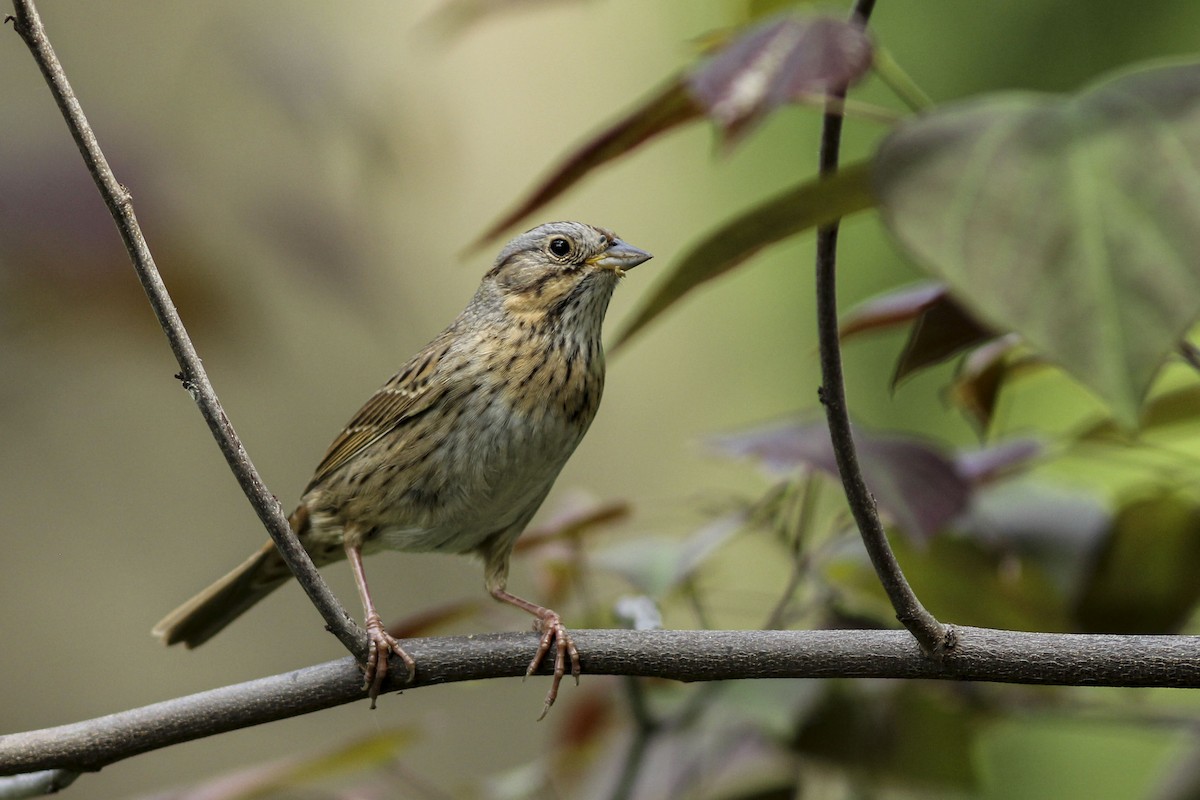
[[483, 221, 652, 324]]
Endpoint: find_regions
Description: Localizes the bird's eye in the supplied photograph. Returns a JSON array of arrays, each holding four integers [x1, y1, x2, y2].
[[548, 237, 573, 259]]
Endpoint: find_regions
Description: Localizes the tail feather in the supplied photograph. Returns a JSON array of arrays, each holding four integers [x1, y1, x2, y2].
[[152, 540, 293, 648]]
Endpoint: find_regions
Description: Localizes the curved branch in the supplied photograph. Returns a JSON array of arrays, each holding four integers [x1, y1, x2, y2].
[[813, 0, 947, 651], [6, 0, 366, 659], [3, 627, 1200, 778]]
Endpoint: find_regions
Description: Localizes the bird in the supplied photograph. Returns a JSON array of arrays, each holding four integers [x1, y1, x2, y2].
[[153, 221, 652, 716]]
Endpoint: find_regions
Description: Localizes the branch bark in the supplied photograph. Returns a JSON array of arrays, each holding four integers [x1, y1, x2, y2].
[[3, 627, 1200, 778], [5, 0, 366, 661], [813, 0, 948, 652]]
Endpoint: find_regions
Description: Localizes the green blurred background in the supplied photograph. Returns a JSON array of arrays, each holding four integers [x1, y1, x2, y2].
[[3, 1, 1200, 797]]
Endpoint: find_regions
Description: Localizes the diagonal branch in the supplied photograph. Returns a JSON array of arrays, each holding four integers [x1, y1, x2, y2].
[[813, 0, 948, 652], [4, 627, 1200, 780], [5, 0, 366, 660]]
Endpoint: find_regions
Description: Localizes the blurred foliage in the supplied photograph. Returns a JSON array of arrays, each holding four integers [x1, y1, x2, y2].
[[10, 0, 1200, 799]]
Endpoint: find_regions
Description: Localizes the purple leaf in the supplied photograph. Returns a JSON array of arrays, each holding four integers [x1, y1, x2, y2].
[[686, 15, 873, 142], [708, 420, 970, 544]]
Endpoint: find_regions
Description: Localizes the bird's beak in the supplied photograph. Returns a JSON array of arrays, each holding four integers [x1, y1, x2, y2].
[[588, 239, 653, 274]]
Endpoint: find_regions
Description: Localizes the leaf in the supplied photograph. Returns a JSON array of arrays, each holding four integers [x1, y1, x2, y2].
[[839, 281, 948, 339], [686, 14, 874, 142], [946, 335, 1025, 430], [834, 533, 1073, 632], [956, 481, 1111, 594], [708, 419, 969, 544], [892, 292, 997, 388], [955, 438, 1042, 485], [612, 161, 876, 350], [839, 282, 998, 387], [1077, 384, 1200, 444], [476, 14, 870, 243], [794, 684, 985, 791], [477, 79, 700, 244], [1075, 491, 1200, 634], [875, 59, 1200, 425]]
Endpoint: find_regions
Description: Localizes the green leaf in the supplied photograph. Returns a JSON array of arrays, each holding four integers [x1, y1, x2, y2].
[[834, 533, 1072, 632], [875, 59, 1200, 425], [1077, 384, 1200, 443], [612, 160, 876, 350], [794, 684, 985, 791], [1075, 491, 1200, 634]]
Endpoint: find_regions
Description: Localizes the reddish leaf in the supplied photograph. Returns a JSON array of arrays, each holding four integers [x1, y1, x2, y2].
[[612, 161, 875, 350], [686, 14, 874, 142], [893, 291, 998, 388], [840, 281, 948, 339], [477, 79, 700, 244]]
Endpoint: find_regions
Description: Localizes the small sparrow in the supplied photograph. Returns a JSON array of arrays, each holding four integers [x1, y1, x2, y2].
[[153, 221, 651, 716]]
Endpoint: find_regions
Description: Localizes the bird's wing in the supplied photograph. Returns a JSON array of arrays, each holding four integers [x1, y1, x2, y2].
[[304, 333, 455, 493]]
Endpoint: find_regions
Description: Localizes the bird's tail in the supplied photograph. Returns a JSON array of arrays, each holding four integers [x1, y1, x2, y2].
[[152, 539, 297, 648]]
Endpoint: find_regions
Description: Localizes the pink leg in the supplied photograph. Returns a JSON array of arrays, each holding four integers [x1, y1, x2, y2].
[[490, 585, 580, 721], [347, 543, 415, 708]]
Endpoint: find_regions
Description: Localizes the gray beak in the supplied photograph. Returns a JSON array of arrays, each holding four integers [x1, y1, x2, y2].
[[589, 238, 653, 273]]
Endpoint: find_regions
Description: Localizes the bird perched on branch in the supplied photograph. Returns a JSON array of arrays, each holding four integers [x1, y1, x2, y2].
[[153, 221, 652, 716]]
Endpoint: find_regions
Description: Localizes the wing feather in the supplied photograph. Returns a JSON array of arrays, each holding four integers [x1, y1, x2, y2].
[[304, 333, 456, 492]]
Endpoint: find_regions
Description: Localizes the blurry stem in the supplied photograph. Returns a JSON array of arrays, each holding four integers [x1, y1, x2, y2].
[[872, 46, 935, 112], [813, 0, 948, 654], [764, 561, 807, 631], [611, 673, 728, 800], [682, 578, 714, 630], [610, 677, 660, 800], [6, 0, 366, 661], [763, 475, 820, 630]]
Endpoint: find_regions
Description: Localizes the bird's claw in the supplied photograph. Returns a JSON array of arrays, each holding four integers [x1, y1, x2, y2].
[[362, 613, 415, 708], [526, 609, 580, 721]]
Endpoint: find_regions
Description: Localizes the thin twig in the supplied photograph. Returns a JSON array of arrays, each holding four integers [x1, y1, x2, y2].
[[6, 0, 366, 659], [813, 0, 948, 652], [4, 627, 1200, 780]]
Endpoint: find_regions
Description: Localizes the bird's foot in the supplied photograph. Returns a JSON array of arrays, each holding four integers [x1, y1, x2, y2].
[[526, 608, 581, 721], [362, 612, 415, 708]]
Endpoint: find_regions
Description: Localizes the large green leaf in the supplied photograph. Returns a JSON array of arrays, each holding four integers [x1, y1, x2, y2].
[[612, 160, 875, 349], [875, 60, 1200, 424]]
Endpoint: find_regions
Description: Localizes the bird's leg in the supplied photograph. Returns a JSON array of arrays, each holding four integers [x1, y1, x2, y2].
[[484, 549, 580, 720], [346, 540, 415, 708]]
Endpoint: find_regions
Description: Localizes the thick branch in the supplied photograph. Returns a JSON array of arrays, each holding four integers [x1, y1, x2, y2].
[[3, 627, 1200, 778], [813, 0, 947, 651], [6, 0, 365, 659]]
